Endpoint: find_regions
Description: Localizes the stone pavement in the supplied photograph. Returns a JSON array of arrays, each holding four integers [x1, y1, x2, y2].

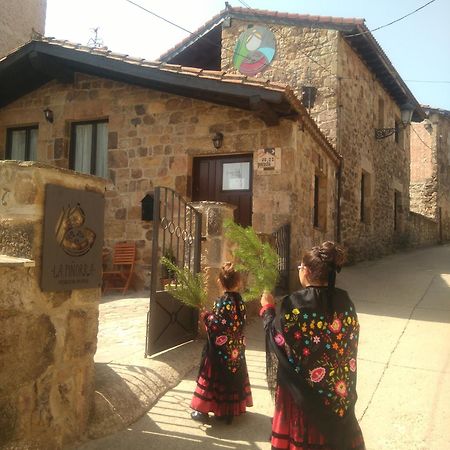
[[75, 244, 450, 450]]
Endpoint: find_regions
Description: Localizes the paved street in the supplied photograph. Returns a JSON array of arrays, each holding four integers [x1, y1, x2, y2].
[[78, 244, 450, 450]]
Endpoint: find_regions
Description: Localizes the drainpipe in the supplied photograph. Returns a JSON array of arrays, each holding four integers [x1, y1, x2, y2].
[[336, 158, 342, 243]]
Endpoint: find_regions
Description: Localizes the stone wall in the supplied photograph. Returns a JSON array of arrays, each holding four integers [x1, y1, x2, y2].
[[0, 73, 337, 291], [410, 122, 436, 219], [0, 161, 105, 450], [407, 211, 438, 248], [336, 36, 411, 260], [0, 0, 47, 57], [221, 19, 412, 262], [410, 112, 450, 242]]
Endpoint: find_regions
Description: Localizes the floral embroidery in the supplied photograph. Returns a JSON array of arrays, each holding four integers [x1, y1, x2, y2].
[[274, 333, 285, 346], [208, 293, 247, 375], [349, 358, 356, 372], [215, 335, 227, 346], [334, 380, 348, 398], [329, 318, 342, 333], [310, 367, 326, 383], [279, 304, 360, 417]]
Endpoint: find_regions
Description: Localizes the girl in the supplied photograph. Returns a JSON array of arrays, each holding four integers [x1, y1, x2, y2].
[[260, 242, 365, 449], [190, 262, 253, 424]]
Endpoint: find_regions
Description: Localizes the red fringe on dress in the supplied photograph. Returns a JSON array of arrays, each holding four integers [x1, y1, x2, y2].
[[190, 356, 253, 417], [271, 386, 365, 450]]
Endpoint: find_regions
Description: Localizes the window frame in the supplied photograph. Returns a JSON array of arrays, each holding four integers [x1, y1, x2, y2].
[[69, 119, 108, 177], [6, 125, 39, 161]]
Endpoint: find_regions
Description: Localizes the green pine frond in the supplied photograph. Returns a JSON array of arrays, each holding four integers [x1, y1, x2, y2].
[[224, 220, 279, 302], [160, 257, 207, 309]]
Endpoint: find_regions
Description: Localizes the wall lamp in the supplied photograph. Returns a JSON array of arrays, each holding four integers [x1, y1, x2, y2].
[[43, 107, 54, 123], [375, 103, 415, 140], [212, 132, 224, 149]]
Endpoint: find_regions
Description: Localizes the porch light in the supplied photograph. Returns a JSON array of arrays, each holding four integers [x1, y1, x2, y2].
[[212, 132, 224, 149], [43, 107, 54, 123], [375, 103, 415, 140]]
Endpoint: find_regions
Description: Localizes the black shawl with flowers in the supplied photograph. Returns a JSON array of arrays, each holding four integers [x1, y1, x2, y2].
[[262, 286, 362, 449], [201, 291, 247, 390]]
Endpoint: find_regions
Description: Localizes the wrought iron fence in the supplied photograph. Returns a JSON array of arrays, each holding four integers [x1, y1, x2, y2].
[[272, 223, 290, 294]]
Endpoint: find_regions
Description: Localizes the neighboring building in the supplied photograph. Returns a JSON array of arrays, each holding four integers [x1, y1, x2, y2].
[[160, 6, 426, 261], [0, 38, 340, 288], [411, 107, 450, 242], [0, 0, 47, 57]]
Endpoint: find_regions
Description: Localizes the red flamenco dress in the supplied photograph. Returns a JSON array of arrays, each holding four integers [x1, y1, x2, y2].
[[261, 287, 366, 450], [190, 291, 253, 419]]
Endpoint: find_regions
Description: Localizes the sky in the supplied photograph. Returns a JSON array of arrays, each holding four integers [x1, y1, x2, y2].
[[45, 0, 450, 110]]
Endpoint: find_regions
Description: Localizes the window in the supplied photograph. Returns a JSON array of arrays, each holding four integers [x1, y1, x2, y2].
[[394, 190, 402, 231], [313, 173, 327, 229], [394, 119, 400, 144], [378, 97, 385, 128], [222, 162, 250, 191], [360, 171, 372, 223], [6, 126, 38, 161], [69, 120, 108, 177]]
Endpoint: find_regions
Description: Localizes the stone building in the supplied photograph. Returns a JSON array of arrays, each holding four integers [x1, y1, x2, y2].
[[160, 6, 427, 261], [0, 38, 340, 289], [0, 0, 47, 57], [411, 107, 450, 242]]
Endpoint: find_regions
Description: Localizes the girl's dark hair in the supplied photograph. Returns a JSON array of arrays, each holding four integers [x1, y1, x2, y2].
[[302, 241, 346, 283], [218, 261, 240, 290]]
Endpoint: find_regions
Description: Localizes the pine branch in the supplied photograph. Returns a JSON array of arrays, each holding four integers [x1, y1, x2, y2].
[[224, 220, 279, 301], [160, 257, 207, 309]]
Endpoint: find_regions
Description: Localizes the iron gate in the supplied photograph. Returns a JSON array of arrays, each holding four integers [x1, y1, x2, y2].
[[273, 223, 290, 294], [145, 187, 202, 357]]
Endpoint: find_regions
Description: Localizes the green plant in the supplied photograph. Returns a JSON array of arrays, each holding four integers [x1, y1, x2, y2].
[[161, 247, 176, 279], [160, 256, 207, 309], [224, 219, 279, 302]]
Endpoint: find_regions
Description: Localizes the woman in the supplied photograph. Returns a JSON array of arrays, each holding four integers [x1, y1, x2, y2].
[[260, 242, 365, 449], [190, 262, 253, 424]]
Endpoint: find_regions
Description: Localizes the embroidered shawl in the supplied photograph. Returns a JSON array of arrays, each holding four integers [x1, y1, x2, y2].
[[262, 286, 361, 449], [203, 291, 247, 388]]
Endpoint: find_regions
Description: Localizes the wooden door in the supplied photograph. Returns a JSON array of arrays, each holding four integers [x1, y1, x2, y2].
[[192, 154, 253, 227]]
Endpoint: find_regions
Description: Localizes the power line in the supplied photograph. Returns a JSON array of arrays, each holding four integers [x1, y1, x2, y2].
[[411, 124, 433, 150], [346, 0, 437, 38], [123, 0, 193, 35], [405, 79, 450, 84], [122, 0, 446, 105]]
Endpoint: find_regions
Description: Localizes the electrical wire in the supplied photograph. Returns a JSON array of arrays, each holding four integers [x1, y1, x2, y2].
[[411, 124, 433, 150], [346, 0, 437, 38], [405, 79, 450, 84], [122, 0, 446, 106]]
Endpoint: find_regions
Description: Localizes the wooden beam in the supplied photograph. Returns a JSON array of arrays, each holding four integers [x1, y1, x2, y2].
[[249, 95, 280, 126]]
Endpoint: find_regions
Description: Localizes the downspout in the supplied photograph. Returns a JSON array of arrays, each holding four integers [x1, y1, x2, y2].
[[335, 35, 343, 243], [336, 156, 342, 243]]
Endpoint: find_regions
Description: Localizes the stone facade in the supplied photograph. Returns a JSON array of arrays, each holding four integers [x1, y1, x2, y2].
[[0, 161, 105, 450], [221, 19, 413, 260], [411, 108, 450, 242], [0, 72, 338, 289], [0, 0, 47, 57]]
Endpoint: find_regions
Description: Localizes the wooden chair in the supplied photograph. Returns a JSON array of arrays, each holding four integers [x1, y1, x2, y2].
[[102, 242, 136, 295]]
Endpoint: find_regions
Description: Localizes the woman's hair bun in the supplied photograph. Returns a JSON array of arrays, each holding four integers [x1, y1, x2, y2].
[[319, 241, 346, 268], [221, 261, 235, 273]]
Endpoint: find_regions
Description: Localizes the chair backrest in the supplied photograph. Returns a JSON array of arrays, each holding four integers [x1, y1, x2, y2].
[[112, 242, 136, 266]]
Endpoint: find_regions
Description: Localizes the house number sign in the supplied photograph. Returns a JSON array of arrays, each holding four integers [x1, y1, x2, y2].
[[255, 147, 281, 175], [41, 184, 104, 291]]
